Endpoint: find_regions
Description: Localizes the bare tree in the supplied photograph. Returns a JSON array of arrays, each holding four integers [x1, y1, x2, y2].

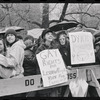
[[0, 3, 13, 27], [0, 3, 100, 30], [42, 3, 49, 28], [59, 3, 68, 21], [0, 3, 43, 29]]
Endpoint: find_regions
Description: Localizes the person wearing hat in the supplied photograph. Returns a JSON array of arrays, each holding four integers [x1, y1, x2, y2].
[[5, 29, 17, 45], [21, 35, 37, 97], [35, 29, 56, 54], [0, 29, 26, 78], [32, 29, 59, 97], [0, 29, 26, 97], [23, 35, 36, 76]]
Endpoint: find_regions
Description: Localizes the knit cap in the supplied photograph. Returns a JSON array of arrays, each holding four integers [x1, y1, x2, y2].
[[5, 29, 17, 38]]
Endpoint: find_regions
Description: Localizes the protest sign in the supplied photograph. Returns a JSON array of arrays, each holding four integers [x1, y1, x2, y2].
[[36, 49, 68, 87], [69, 31, 95, 65]]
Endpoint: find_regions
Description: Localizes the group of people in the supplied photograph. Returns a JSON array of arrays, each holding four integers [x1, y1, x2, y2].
[[0, 26, 100, 97], [0, 28, 71, 97]]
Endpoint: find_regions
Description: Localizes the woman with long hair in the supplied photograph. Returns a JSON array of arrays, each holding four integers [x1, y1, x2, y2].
[[0, 38, 13, 79], [57, 31, 71, 67], [57, 30, 72, 97], [0, 29, 26, 78]]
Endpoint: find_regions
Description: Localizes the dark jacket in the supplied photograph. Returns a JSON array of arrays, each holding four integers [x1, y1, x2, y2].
[[35, 41, 59, 54], [23, 48, 36, 76], [34, 42, 58, 74], [33, 41, 59, 96], [95, 49, 100, 64], [58, 41, 71, 67]]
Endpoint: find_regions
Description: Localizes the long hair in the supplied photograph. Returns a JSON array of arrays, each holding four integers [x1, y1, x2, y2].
[[57, 31, 67, 42], [4, 35, 18, 47], [0, 38, 6, 53]]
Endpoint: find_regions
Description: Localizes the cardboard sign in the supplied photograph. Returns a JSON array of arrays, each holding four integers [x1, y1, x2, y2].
[[69, 31, 95, 65], [36, 49, 68, 87]]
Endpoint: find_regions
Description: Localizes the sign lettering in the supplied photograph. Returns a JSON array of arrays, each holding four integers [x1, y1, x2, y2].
[[36, 49, 68, 87], [25, 79, 34, 86], [69, 31, 95, 64]]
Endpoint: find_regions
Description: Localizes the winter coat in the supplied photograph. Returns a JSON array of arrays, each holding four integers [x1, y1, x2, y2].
[[95, 49, 100, 64], [0, 51, 13, 79], [0, 40, 26, 78], [58, 42, 71, 66], [23, 48, 36, 76], [34, 41, 59, 96], [34, 42, 58, 74]]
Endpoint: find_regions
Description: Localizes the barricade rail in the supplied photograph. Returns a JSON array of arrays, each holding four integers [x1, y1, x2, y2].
[[0, 65, 100, 97]]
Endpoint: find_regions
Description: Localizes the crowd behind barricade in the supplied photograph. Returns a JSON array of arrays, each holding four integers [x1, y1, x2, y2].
[[0, 25, 99, 97]]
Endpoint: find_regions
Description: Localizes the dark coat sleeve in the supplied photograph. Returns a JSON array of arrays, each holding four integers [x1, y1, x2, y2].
[[95, 49, 100, 64], [23, 50, 37, 76], [33, 44, 46, 74]]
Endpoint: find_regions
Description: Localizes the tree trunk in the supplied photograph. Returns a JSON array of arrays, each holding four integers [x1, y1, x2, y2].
[[42, 3, 49, 28], [6, 4, 12, 26], [59, 3, 68, 22]]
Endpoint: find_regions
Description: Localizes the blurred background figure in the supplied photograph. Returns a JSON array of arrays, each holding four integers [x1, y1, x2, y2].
[[23, 35, 37, 97], [24, 35, 34, 49], [23, 35, 36, 76]]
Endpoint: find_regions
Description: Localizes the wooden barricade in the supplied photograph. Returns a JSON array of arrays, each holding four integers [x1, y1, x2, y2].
[[0, 65, 100, 97]]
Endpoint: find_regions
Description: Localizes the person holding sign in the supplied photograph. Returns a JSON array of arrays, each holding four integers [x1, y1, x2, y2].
[[57, 31, 71, 97], [34, 29, 60, 97]]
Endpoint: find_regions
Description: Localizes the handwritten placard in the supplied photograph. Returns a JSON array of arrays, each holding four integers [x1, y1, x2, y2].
[[36, 49, 68, 87], [69, 31, 95, 65]]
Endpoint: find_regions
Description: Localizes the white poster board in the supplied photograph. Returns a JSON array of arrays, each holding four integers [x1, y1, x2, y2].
[[36, 49, 68, 87], [69, 31, 95, 65]]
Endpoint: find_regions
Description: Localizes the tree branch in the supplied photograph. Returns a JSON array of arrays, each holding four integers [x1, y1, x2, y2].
[[59, 3, 68, 21], [69, 14, 78, 21], [65, 12, 100, 20], [0, 4, 6, 9], [0, 13, 9, 23], [42, 3, 58, 17], [83, 3, 93, 17], [12, 6, 42, 28], [18, 13, 42, 27]]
